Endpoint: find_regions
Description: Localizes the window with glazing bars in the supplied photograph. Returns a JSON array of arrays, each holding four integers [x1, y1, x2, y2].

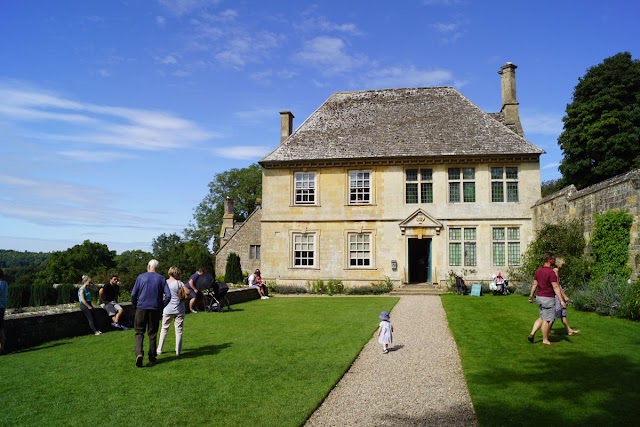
[[349, 171, 371, 204], [348, 233, 371, 267], [491, 167, 519, 202], [249, 245, 261, 259], [405, 168, 433, 203], [492, 227, 521, 266], [293, 233, 315, 266], [294, 172, 316, 205], [448, 167, 475, 202]]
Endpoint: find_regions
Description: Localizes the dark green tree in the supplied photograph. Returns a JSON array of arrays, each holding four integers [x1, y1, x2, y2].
[[34, 240, 116, 286], [540, 178, 567, 198], [590, 210, 633, 280], [558, 52, 640, 189], [150, 233, 214, 278], [224, 252, 243, 284], [114, 249, 153, 290], [185, 163, 262, 250]]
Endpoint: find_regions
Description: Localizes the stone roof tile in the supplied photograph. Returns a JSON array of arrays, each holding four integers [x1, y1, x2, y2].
[[261, 87, 543, 164]]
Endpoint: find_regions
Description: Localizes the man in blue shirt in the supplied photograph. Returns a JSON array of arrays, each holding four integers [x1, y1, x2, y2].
[[0, 268, 8, 353], [131, 259, 170, 367]]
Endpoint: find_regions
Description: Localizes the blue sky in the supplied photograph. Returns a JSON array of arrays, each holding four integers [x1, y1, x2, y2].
[[1, 0, 638, 254]]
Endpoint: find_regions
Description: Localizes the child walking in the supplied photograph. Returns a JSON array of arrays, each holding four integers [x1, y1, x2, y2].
[[376, 310, 394, 354]]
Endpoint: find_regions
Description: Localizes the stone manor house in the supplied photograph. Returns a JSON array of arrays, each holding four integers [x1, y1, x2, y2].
[[218, 63, 545, 287]]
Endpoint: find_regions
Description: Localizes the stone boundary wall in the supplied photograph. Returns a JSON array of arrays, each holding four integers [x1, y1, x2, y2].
[[4, 287, 261, 353], [532, 169, 640, 279]]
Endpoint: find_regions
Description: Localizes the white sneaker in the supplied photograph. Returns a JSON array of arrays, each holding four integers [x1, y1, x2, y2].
[[156, 350, 162, 355], [190, 309, 198, 313], [261, 296, 267, 299], [95, 331, 102, 336]]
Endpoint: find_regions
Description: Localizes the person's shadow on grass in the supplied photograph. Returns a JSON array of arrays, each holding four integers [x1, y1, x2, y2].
[[160, 342, 232, 363]]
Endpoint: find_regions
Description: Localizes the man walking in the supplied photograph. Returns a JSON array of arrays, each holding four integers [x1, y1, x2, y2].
[[528, 252, 566, 345], [131, 259, 170, 367]]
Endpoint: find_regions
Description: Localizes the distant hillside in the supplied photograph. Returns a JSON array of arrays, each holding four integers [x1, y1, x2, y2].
[[0, 249, 50, 268]]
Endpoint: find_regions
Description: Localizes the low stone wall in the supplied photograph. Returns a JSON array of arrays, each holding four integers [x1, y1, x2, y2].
[[3, 287, 260, 353]]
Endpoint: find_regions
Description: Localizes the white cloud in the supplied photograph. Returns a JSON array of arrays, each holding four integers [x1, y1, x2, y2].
[[521, 111, 564, 135], [156, 15, 166, 26], [214, 145, 272, 160], [431, 21, 467, 43], [233, 108, 278, 122], [0, 81, 219, 151], [58, 150, 138, 162], [158, 0, 221, 16], [362, 65, 454, 88], [542, 162, 560, 170], [162, 54, 178, 64], [423, 0, 466, 5], [214, 31, 284, 69], [294, 36, 370, 75], [98, 69, 111, 77], [295, 16, 362, 35]]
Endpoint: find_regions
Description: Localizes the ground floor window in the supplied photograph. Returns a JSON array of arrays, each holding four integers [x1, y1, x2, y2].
[[449, 227, 476, 266], [293, 233, 315, 267], [492, 227, 521, 266], [348, 233, 371, 267], [249, 245, 261, 259]]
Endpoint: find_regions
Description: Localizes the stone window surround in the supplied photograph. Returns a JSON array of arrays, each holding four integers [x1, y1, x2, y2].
[[448, 226, 477, 267], [293, 171, 317, 205], [345, 230, 376, 269], [291, 231, 318, 268], [491, 166, 519, 203], [492, 226, 521, 266]]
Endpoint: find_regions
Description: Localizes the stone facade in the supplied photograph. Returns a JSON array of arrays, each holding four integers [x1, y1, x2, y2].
[[215, 206, 262, 277], [532, 169, 640, 279]]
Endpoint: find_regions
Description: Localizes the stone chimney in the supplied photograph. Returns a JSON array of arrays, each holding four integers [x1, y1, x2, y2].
[[498, 62, 524, 137], [280, 111, 294, 143], [220, 197, 235, 240]]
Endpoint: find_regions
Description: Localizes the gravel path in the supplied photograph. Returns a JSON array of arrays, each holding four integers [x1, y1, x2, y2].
[[305, 295, 478, 427]]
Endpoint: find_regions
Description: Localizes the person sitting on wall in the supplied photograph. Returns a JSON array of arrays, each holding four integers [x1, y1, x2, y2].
[[100, 274, 128, 329], [248, 269, 269, 299]]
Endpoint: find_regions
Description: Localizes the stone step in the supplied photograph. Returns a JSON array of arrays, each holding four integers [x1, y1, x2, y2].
[[390, 286, 447, 296]]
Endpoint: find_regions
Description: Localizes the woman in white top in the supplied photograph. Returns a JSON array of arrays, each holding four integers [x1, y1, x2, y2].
[[157, 266, 186, 356]]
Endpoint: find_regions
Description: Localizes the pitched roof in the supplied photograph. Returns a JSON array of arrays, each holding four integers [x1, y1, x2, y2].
[[260, 87, 544, 165]]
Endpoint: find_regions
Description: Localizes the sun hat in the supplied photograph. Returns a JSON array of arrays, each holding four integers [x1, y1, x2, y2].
[[379, 311, 390, 321]]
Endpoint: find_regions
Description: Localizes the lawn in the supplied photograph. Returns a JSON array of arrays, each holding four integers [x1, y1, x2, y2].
[[0, 297, 398, 427], [442, 293, 640, 427]]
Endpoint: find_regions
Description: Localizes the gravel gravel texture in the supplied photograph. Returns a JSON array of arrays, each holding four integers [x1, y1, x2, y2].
[[305, 295, 478, 427]]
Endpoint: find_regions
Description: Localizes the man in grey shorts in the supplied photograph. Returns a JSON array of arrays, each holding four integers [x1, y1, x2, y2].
[[100, 274, 127, 330], [528, 252, 566, 345]]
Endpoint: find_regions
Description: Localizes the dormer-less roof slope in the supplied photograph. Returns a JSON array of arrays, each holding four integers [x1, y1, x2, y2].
[[260, 87, 544, 165]]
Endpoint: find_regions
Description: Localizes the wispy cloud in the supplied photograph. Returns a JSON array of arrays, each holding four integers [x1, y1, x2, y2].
[[0, 80, 218, 151], [521, 111, 564, 135], [0, 173, 154, 226], [294, 36, 370, 75], [58, 150, 138, 162], [431, 20, 467, 43], [361, 65, 454, 88], [158, 0, 222, 17], [294, 15, 362, 36], [542, 162, 560, 170], [214, 145, 272, 160], [233, 108, 279, 122], [423, 0, 466, 5]]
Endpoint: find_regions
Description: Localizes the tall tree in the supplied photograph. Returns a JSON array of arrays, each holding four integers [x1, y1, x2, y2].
[[34, 240, 116, 285], [185, 163, 262, 250], [558, 52, 640, 189]]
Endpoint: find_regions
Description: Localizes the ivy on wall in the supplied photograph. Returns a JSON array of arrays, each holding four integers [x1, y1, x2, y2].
[[590, 210, 634, 280]]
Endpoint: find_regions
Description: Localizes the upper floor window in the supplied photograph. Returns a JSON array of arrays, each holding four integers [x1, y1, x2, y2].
[[294, 172, 316, 205], [491, 167, 519, 202], [405, 168, 433, 204], [293, 233, 315, 267], [349, 170, 371, 204], [348, 233, 371, 267], [449, 167, 475, 203], [449, 227, 477, 266], [492, 227, 521, 266]]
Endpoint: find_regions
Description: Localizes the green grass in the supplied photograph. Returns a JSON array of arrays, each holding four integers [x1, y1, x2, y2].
[[442, 294, 640, 427], [0, 297, 398, 427]]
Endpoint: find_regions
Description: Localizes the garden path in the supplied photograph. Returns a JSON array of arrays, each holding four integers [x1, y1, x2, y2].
[[305, 295, 478, 426]]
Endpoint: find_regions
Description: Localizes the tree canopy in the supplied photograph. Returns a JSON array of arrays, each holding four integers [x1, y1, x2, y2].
[[185, 163, 262, 250], [152, 233, 214, 278], [558, 52, 640, 189]]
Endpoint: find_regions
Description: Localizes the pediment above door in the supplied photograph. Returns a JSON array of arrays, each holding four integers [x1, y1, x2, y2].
[[399, 209, 443, 236]]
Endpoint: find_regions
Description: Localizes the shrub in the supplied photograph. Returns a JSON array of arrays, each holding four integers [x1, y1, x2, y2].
[[224, 252, 243, 284], [307, 279, 326, 294], [270, 283, 307, 294], [326, 280, 344, 296], [346, 277, 394, 295], [29, 283, 57, 307], [590, 210, 633, 281], [56, 284, 78, 304], [571, 276, 626, 317], [7, 283, 30, 308]]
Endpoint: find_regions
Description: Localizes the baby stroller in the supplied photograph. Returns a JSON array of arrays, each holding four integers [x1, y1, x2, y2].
[[454, 275, 469, 295], [490, 272, 509, 295], [204, 282, 231, 313]]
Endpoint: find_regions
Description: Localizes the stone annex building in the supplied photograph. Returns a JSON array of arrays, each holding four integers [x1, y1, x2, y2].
[[219, 63, 544, 288]]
